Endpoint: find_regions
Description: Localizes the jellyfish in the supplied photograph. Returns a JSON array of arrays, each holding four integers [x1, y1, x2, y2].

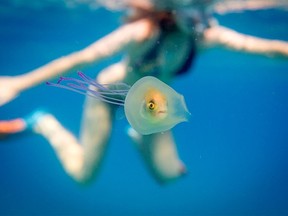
[[47, 72, 191, 135]]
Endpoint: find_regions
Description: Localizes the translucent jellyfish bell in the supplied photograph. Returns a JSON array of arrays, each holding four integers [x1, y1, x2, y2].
[[47, 72, 190, 135], [124, 76, 190, 135]]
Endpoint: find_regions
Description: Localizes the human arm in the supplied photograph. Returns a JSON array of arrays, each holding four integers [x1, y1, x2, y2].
[[214, 0, 288, 15], [202, 25, 288, 58], [0, 18, 153, 106]]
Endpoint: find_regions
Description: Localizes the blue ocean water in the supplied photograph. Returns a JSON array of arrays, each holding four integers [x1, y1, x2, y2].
[[0, 4, 288, 216]]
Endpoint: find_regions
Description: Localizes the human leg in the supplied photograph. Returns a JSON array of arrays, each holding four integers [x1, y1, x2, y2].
[[0, 110, 48, 137], [32, 62, 127, 183], [32, 101, 113, 183], [128, 128, 186, 184]]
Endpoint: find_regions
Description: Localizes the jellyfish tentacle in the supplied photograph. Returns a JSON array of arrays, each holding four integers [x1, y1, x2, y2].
[[66, 83, 126, 105], [77, 72, 110, 91], [47, 72, 131, 106], [58, 73, 130, 94], [46, 82, 124, 106], [102, 82, 131, 90], [64, 75, 110, 91], [46, 78, 126, 106], [78, 71, 131, 91], [46, 82, 93, 98]]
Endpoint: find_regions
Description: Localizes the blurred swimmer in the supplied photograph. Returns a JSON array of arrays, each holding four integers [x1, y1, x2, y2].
[[0, 0, 287, 183]]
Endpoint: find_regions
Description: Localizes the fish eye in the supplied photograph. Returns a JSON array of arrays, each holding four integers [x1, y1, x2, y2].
[[147, 101, 156, 110]]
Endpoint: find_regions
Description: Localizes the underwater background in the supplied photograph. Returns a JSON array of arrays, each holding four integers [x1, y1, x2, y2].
[[0, 2, 288, 216]]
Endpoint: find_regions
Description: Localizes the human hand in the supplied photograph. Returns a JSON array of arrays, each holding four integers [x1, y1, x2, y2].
[[0, 76, 20, 106]]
